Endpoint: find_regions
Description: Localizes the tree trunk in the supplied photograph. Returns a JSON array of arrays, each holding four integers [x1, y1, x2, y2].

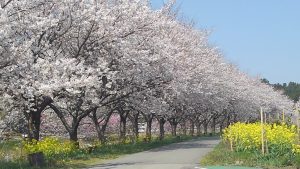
[[233, 113, 237, 123], [196, 122, 201, 136], [29, 109, 42, 141], [49, 103, 95, 148], [158, 117, 166, 140], [144, 114, 154, 141], [96, 125, 105, 143], [69, 129, 78, 142], [91, 110, 112, 144], [68, 116, 81, 144], [226, 115, 231, 127], [146, 119, 152, 140], [171, 123, 177, 136], [219, 121, 224, 133], [119, 110, 129, 142], [211, 117, 216, 134], [69, 117, 80, 148], [129, 112, 140, 142], [189, 120, 195, 136], [168, 118, 178, 136], [133, 117, 139, 141], [119, 113, 127, 142], [181, 121, 187, 135], [27, 96, 53, 141], [203, 121, 208, 135], [219, 124, 223, 133]]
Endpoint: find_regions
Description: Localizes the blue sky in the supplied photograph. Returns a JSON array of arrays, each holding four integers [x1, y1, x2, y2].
[[150, 0, 300, 83]]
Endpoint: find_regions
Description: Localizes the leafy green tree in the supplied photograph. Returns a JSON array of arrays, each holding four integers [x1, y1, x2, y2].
[[261, 78, 300, 102]]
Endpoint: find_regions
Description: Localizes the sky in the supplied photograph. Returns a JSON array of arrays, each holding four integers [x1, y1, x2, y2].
[[150, 0, 300, 84]]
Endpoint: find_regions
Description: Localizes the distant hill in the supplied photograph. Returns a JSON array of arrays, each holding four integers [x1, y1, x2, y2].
[[261, 78, 300, 102]]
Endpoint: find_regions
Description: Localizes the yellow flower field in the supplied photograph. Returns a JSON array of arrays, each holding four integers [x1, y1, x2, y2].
[[23, 137, 77, 159], [222, 122, 299, 154]]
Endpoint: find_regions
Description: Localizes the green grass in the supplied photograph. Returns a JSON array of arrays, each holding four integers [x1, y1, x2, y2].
[[0, 139, 22, 150], [0, 135, 199, 169], [0, 139, 26, 161], [201, 142, 299, 169]]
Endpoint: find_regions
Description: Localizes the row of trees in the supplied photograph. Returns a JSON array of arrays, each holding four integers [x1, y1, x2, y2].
[[0, 0, 294, 144]]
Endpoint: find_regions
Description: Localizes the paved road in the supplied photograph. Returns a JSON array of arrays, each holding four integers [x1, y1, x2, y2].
[[89, 137, 220, 169]]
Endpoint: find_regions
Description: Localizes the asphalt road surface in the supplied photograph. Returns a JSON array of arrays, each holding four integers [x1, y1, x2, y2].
[[88, 137, 220, 169]]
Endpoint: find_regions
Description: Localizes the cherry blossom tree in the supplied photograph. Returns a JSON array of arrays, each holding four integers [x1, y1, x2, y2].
[[0, 0, 295, 145]]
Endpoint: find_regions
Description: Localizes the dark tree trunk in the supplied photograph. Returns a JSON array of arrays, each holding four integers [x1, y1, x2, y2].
[[181, 121, 187, 135], [203, 120, 208, 135], [91, 110, 112, 144], [226, 115, 231, 127], [49, 103, 95, 147], [95, 123, 105, 143], [25, 97, 52, 167], [171, 123, 177, 136], [220, 122, 224, 133], [146, 119, 152, 140], [144, 113, 154, 141], [196, 122, 201, 136], [27, 96, 53, 141], [233, 113, 237, 123], [133, 116, 139, 141], [29, 109, 42, 141], [129, 112, 140, 141], [119, 110, 129, 142], [211, 117, 216, 134], [168, 118, 178, 136], [189, 120, 195, 136], [120, 115, 127, 141], [219, 118, 225, 133], [158, 117, 166, 140], [69, 128, 78, 142], [69, 118, 80, 146]]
